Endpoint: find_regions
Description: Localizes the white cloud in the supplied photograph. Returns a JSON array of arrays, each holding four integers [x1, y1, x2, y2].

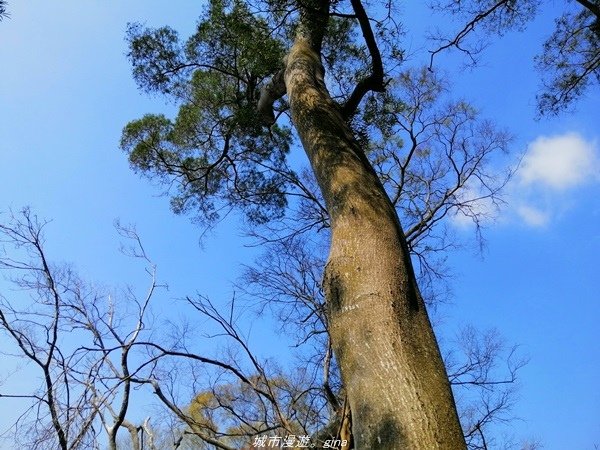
[[508, 133, 599, 228], [439, 133, 598, 230], [516, 205, 549, 227], [519, 133, 599, 190]]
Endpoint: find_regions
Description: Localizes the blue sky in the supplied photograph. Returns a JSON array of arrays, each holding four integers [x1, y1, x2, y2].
[[0, 1, 598, 449]]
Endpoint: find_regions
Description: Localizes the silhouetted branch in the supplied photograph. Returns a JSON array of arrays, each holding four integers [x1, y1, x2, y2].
[[340, 0, 386, 119]]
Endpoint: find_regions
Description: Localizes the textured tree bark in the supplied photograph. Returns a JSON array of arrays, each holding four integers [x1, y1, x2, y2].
[[284, 34, 467, 450]]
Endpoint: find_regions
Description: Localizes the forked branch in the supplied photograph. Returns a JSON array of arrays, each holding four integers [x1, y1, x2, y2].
[[341, 0, 385, 119]]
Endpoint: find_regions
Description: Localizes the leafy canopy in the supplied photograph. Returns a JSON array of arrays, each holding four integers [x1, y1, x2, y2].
[[122, 0, 291, 225]]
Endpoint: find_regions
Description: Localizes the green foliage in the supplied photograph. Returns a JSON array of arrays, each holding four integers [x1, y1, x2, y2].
[[188, 0, 285, 80], [536, 4, 600, 114], [122, 0, 292, 227], [121, 110, 292, 225], [126, 23, 184, 95], [126, 0, 285, 100]]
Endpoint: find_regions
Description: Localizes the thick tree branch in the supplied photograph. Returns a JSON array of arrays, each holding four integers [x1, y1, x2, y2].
[[341, 0, 385, 119], [256, 68, 287, 125]]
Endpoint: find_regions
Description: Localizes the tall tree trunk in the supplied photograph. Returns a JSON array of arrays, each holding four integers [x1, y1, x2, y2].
[[284, 32, 467, 450]]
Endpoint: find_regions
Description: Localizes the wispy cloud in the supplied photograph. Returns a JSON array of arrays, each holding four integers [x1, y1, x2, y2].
[[515, 205, 549, 227]]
